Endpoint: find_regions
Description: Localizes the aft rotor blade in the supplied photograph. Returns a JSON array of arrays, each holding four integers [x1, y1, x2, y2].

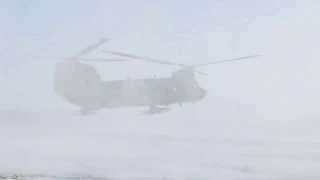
[[102, 50, 187, 66], [190, 55, 261, 67], [195, 70, 207, 75]]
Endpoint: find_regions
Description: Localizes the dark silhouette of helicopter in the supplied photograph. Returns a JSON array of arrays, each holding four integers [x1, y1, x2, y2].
[[8, 37, 259, 115]]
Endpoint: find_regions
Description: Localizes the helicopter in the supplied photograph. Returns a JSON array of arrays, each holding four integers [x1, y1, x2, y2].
[[3, 37, 261, 115], [54, 38, 261, 115]]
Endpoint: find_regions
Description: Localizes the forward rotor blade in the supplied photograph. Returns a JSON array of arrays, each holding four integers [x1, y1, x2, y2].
[[102, 50, 186, 67], [75, 37, 109, 57], [190, 55, 261, 67]]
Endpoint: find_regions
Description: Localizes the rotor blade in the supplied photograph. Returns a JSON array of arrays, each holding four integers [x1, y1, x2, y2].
[[74, 37, 109, 57], [195, 70, 207, 75], [102, 50, 187, 67], [102, 50, 260, 75], [193, 55, 261, 75], [190, 55, 261, 67]]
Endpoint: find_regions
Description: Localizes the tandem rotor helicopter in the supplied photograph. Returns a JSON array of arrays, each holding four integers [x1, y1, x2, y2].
[[51, 37, 261, 115], [4, 37, 259, 115]]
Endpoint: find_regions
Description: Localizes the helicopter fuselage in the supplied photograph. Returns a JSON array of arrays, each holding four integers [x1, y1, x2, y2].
[[54, 60, 206, 114], [98, 77, 207, 109]]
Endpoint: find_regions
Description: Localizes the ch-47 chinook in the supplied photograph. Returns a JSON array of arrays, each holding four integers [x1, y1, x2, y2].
[[53, 38, 261, 115]]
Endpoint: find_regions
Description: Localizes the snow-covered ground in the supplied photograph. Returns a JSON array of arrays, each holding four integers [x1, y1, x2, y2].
[[1, 108, 319, 180]]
